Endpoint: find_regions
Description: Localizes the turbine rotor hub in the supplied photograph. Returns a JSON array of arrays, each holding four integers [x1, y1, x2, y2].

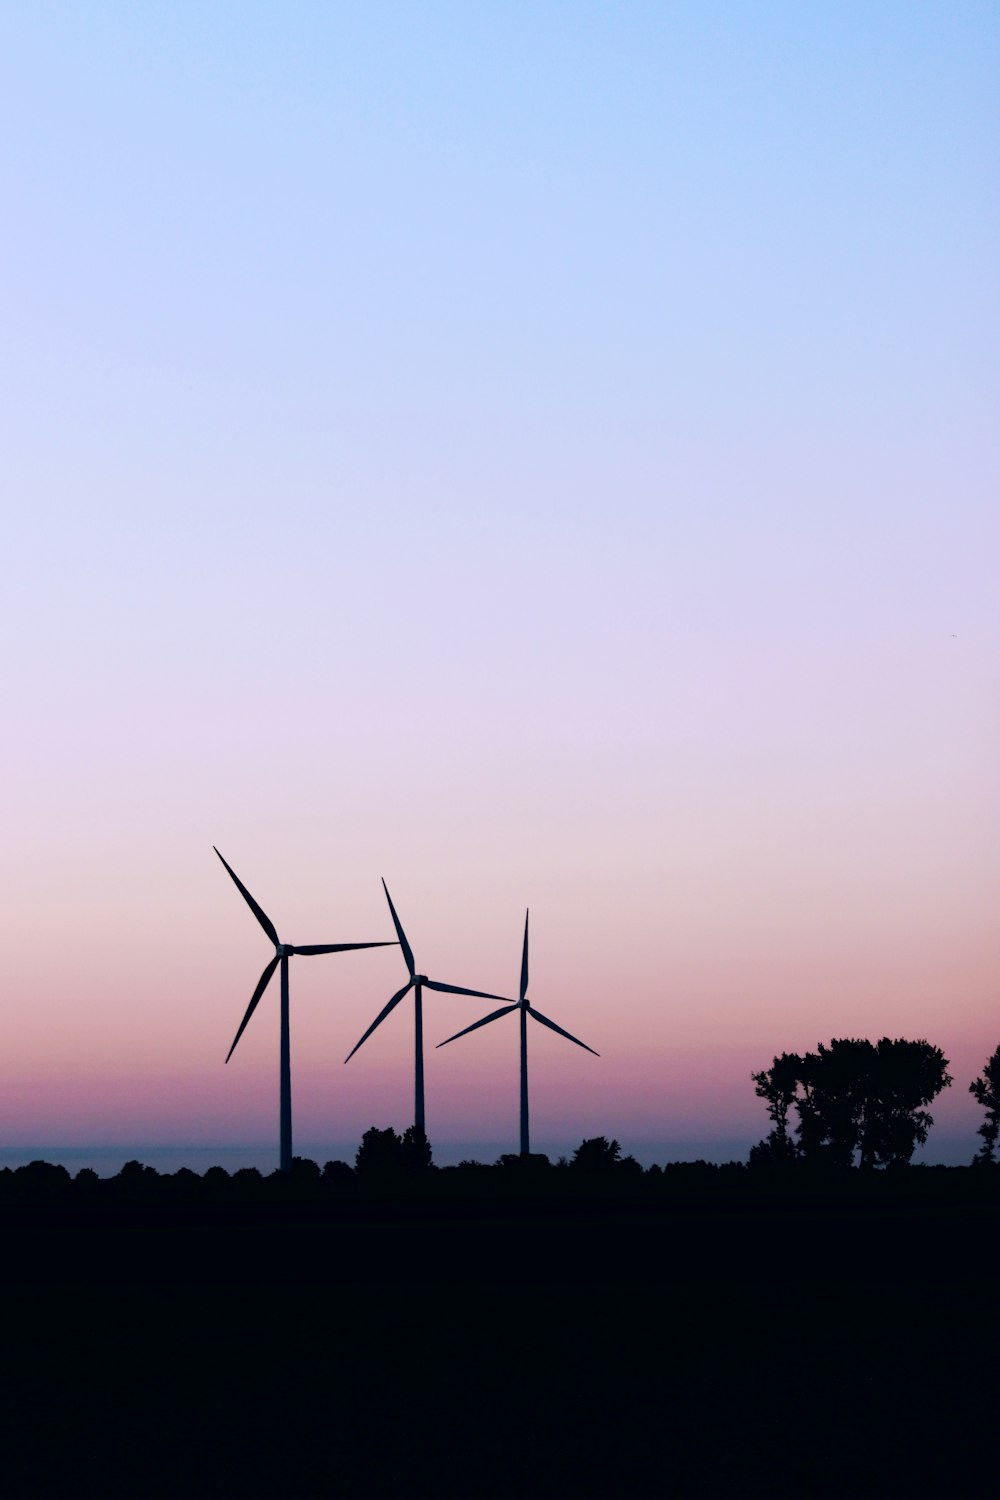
[[276, 943, 294, 957], [414, 974, 428, 986]]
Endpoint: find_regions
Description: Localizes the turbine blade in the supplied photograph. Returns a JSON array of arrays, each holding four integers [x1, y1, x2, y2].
[[344, 979, 414, 1063], [423, 980, 511, 1001], [528, 1007, 599, 1056], [436, 1006, 519, 1047], [520, 908, 529, 1002], [295, 942, 397, 956], [381, 879, 415, 976], [225, 956, 279, 1063], [214, 847, 279, 947]]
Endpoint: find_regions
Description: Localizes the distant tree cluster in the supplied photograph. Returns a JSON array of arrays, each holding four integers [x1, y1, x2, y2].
[[751, 1038, 952, 1168], [355, 1125, 434, 1176], [349, 1129, 642, 1179], [0, 1135, 654, 1208]]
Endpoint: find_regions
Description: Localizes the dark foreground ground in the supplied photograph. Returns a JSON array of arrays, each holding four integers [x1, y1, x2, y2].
[[4, 1174, 998, 1495]]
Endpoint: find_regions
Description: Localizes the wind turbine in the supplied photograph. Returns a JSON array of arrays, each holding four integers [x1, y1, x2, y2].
[[214, 847, 396, 1173], [344, 879, 508, 1138], [437, 909, 598, 1157]]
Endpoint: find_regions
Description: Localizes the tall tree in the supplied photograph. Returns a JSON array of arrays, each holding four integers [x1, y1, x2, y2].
[[751, 1052, 801, 1163], [796, 1040, 870, 1167], [969, 1046, 1000, 1165], [859, 1038, 952, 1168]]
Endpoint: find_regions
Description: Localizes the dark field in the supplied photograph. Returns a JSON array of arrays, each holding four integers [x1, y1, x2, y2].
[[4, 1175, 997, 1494]]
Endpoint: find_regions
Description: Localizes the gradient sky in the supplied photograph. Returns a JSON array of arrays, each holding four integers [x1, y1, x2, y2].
[[1, 3, 997, 1166]]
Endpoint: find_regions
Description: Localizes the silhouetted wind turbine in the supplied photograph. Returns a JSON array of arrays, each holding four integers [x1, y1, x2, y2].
[[344, 880, 507, 1138], [215, 847, 395, 1173], [437, 909, 598, 1157]]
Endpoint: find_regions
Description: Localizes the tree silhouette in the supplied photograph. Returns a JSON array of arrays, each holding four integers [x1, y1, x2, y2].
[[231, 1167, 264, 1202], [797, 1041, 869, 1167], [859, 1039, 952, 1168], [201, 1165, 230, 1194], [969, 1045, 1000, 1165], [570, 1137, 622, 1172], [751, 1052, 800, 1163], [355, 1126, 403, 1176], [400, 1126, 433, 1174], [289, 1157, 322, 1191], [112, 1160, 161, 1201], [12, 1161, 72, 1200], [751, 1039, 951, 1167]]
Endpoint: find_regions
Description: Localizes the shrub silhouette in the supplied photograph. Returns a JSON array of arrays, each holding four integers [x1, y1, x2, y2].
[[970, 1045, 1000, 1165], [496, 1153, 551, 1171]]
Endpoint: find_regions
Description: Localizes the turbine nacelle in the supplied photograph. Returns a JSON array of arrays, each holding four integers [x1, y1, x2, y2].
[[276, 943, 294, 957]]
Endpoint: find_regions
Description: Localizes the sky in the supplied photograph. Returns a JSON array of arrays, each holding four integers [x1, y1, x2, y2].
[[1, 3, 997, 1169]]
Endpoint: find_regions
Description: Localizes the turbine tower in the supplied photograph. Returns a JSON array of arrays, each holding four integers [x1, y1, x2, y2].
[[344, 879, 507, 1138], [215, 847, 395, 1173], [437, 909, 598, 1156]]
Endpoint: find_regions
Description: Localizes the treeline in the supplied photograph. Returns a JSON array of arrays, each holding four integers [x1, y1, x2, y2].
[[3, 1131, 1000, 1214], [0, 1134, 653, 1204], [751, 1038, 1000, 1168]]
